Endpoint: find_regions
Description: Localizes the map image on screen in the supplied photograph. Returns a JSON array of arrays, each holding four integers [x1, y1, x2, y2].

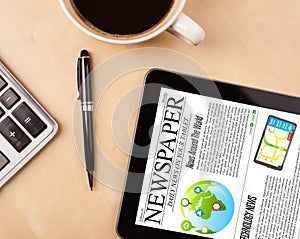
[[255, 116, 296, 170]]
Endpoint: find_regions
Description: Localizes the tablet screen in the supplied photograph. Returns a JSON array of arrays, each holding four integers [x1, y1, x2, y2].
[[134, 86, 300, 238]]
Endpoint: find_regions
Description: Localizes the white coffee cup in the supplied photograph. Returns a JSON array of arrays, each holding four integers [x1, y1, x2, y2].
[[59, 0, 205, 45]]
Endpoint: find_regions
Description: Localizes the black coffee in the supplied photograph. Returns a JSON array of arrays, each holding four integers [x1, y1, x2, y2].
[[72, 0, 174, 35]]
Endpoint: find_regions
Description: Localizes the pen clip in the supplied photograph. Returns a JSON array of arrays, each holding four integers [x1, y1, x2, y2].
[[76, 58, 82, 100]]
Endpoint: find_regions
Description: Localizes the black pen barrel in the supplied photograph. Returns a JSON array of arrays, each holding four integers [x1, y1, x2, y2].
[[82, 110, 94, 171]]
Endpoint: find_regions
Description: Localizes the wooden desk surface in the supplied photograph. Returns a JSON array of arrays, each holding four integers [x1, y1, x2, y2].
[[0, 0, 300, 238]]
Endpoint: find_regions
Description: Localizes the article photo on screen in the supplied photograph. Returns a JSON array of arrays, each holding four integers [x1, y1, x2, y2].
[[254, 116, 296, 170]]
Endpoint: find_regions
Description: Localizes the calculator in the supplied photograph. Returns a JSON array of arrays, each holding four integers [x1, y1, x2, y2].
[[0, 60, 58, 187]]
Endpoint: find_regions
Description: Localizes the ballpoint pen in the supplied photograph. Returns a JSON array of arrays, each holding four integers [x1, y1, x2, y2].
[[76, 49, 94, 191]]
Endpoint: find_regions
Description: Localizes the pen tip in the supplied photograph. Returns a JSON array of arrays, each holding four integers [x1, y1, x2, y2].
[[80, 49, 89, 57], [88, 171, 94, 191]]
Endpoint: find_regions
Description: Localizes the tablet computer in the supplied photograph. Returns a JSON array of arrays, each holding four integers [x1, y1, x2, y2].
[[117, 69, 300, 239]]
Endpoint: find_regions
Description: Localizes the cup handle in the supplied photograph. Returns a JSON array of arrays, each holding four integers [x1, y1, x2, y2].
[[168, 13, 205, 45]]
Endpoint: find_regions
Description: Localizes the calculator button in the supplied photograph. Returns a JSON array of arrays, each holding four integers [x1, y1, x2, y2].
[[0, 107, 4, 118], [0, 117, 31, 152], [0, 75, 7, 91], [12, 102, 47, 138], [0, 152, 10, 171], [0, 88, 20, 109]]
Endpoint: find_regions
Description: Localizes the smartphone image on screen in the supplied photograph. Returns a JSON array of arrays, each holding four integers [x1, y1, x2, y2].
[[254, 115, 297, 170]]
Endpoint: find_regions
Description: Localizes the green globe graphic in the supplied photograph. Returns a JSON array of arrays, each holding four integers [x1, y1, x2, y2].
[[180, 180, 234, 234]]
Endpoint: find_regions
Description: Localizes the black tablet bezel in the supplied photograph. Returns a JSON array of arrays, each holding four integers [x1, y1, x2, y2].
[[253, 115, 297, 170], [117, 69, 300, 239]]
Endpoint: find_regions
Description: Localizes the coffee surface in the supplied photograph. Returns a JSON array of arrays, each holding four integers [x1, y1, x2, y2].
[[72, 0, 174, 35]]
